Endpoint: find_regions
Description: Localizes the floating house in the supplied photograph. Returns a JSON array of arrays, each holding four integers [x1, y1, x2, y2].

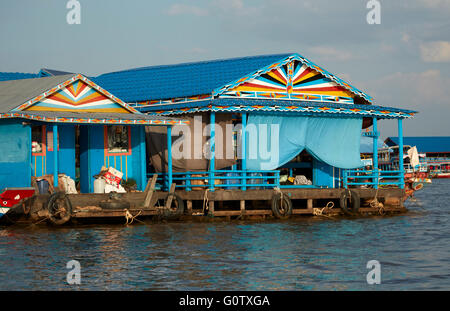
[[0, 74, 186, 193], [94, 53, 417, 192], [0, 53, 420, 224]]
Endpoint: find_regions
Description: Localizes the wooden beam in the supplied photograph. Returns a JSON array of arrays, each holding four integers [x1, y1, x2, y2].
[[240, 200, 245, 216], [307, 199, 313, 211], [164, 183, 176, 209], [143, 174, 158, 208]]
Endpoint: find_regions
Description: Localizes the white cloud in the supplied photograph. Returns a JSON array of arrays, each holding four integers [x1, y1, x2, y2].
[[167, 4, 209, 16], [361, 70, 450, 136], [420, 41, 450, 62]]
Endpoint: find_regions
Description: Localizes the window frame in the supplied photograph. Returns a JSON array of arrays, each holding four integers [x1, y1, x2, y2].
[[103, 125, 132, 156], [31, 125, 46, 156]]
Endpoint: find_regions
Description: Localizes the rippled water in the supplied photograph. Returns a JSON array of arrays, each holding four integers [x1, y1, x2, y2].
[[0, 180, 449, 290]]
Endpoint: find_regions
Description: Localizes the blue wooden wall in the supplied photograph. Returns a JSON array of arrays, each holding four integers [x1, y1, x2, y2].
[[313, 158, 342, 188], [0, 120, 31, 189], [80, 125, 146, 193], [31, 124, 76, 180]]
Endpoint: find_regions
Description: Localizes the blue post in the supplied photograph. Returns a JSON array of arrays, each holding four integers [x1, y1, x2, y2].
[[53, 124, 58, 188], [398, 119, 405, 189], [373, 117, 379, 189], [241, 112, 247, 191], [209, 111, 215, 191], [186, 172, 191, 191], [139, 126, 147, 191], [167, 126, 173, 191]]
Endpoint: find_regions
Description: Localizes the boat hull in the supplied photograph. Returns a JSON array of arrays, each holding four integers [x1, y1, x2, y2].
[[0, 207, 10, 219], [435, 173, 450, 179]]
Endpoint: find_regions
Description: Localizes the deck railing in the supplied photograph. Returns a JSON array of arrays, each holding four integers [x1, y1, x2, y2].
[[343, 169, 404, 189], [151, 170, 280, 191]]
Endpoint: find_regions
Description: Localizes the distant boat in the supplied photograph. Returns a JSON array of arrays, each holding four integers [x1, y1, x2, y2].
[[429, 162, 450, 179]]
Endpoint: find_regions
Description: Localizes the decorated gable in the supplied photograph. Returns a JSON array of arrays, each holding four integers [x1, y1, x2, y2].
[[220, 60, 355, 104], [19, 76, 135, 113]]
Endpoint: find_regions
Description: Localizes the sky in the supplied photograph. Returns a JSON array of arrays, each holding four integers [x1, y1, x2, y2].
[[0, 0, 449, 138]]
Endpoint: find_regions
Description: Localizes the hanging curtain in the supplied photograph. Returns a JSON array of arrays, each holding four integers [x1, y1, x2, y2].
[[246, 114, 364, 170]]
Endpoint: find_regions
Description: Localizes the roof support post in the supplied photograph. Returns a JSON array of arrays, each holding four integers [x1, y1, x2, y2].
[[372, 117, 379, 189], [241, 112, 247, 191], [209, 111, 215, 191], [398, 119, 405, 189], [167, 125, 173, 191], [139, 126, 147, 191], [53, 124, 58, 188]]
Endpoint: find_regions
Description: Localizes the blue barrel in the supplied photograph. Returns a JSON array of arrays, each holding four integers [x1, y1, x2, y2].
[[224, 172, 240, 190], [248, 173, 263, 190]]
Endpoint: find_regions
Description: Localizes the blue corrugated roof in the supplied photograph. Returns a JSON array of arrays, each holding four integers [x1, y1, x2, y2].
[[386, 137, 450, 153], [0, 72, 39, 82], [0, 69, 74, 82], [92, 54, 293, 102]]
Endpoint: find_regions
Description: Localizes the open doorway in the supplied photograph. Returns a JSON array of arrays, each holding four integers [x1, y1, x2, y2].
[[279, 150, 313, 186]]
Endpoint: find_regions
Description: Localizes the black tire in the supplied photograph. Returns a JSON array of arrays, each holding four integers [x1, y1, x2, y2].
[[99, 200, 130, 210], [162, 194, 184, 219], [271, 193, 293, 219], [340, 189, 360, 215], [47, 192, 72, 225]]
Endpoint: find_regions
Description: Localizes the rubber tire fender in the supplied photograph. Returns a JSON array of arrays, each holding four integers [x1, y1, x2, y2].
[[47, 192, 72, 225], [162, 194, 185, 219], [340, 189, 360, 215], [271, 193, 293, 219], [99, 200, 131, 210]]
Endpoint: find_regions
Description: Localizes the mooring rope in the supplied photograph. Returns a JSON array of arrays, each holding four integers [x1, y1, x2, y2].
[[369, 174, 385, 215], [313, 201, 335, 217], [202, 188, 209, 215], [124, 209, 143, 225], [274, 187, 284, 208]]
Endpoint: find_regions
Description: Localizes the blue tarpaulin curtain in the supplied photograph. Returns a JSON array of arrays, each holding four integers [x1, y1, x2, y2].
[[246, 115, 364, 170]]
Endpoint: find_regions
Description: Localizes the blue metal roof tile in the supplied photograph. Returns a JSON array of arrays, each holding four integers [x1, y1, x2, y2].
[[93, 54, 293, 102], [386, 137, 450, 153], [0, 72, 39, 82]]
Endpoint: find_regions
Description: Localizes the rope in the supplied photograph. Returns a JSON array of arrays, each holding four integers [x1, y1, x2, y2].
[[124, 209, 143, 225], [202, 189, 209, 215], [369, 171, 385, 215], [274, 187, 284, 209], [313, 201, 334, 217]]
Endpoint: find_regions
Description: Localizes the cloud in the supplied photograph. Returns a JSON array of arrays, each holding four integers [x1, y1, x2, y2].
[[167, 4, 209, 16], [361, 70, 450, 136], [420, 41, 450, 62]]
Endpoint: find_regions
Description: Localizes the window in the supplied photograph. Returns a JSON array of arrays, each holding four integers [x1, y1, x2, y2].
[[32, 125, 46, 156], [104, 125, 131, 155]]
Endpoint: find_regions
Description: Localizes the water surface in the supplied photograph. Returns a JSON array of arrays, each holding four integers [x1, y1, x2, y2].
[[0, 180, 449, 290]]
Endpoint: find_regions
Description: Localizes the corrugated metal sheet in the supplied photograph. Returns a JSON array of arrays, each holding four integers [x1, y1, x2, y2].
[[0, 74, 76, 112], [386, 137, 450, 153], [93, 54, 293, 102], [0, 69, 74, 82], [0, 72, 39, 82]]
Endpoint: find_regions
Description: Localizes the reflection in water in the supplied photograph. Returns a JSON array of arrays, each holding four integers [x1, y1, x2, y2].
[[0, 179, 449, 290]]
